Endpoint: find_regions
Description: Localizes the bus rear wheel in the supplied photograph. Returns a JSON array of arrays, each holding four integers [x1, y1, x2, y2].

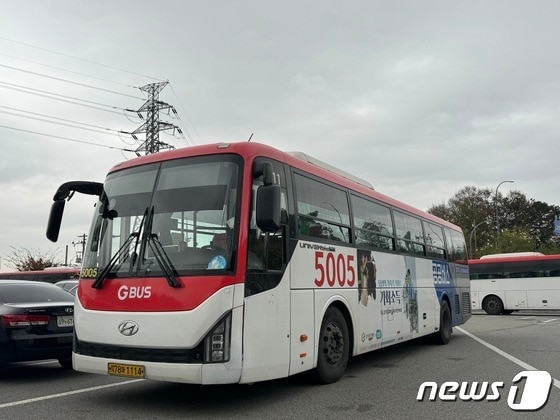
[[482, 295, 504, 315], [315, 307, 349, 384], [433, 300, 452, 345]]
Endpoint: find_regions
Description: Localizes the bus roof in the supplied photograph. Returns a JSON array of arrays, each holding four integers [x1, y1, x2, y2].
[[480, 252, 544, 259], [107, 142, 462, 232], [468, 254, 560, 265]]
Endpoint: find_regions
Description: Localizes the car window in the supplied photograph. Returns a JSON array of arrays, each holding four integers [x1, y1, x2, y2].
[[0, 284, 74, 303]]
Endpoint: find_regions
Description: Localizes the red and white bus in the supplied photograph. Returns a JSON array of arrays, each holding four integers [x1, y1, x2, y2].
[[469, 253, 560, 314], [0, 267, 80, 283], [46, 142, 471, 384]]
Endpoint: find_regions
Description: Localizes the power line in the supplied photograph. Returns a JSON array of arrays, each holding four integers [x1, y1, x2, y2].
[[0, 50, 140, 89], [0, 81, 138, 115], [0, 123, 136, 152], [0, 36, 194, 153], [0, 107, 130, 137], [0, 35, 165, 82], [168, 82, 202, 145], [0, 105, 124, 131], [0, 63, 143, 99]]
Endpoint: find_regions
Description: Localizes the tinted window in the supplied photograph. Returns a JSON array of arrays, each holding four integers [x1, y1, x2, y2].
[[470, 259, 560, 279], [424, 221, 446, 259], [450, 229, 467, 261], [351, 195, 394, 250], [444, 228, 467, 262], [0, 283, 74, 303], [469, 262, 503, 279], [394, 211, 424, 255], [295, 173, 351, 243]]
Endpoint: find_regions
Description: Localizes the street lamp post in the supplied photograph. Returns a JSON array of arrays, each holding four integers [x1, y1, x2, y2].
[[469, 220, 489, 259], [494, 180, 514, 250]]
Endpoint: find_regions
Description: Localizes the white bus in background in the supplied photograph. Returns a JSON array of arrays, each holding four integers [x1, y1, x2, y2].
[[469, 253, 560, 314]]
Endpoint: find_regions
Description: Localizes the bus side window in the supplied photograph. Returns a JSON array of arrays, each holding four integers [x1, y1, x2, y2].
[[294, 173, 351, 244], [424, 221, 446, 260], [350, 194, 395, 251], [394, 211, 425, 256]]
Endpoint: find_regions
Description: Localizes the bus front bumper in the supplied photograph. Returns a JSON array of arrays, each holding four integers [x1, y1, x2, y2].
[[73, 353, 242, 385]]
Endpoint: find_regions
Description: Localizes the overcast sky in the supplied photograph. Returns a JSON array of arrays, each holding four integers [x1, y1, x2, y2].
[[1, 1, 559, 270]]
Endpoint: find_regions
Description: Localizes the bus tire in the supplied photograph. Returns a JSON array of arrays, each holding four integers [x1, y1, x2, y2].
[[433, 300, 452, 345], [482, 295, 504, 315], [502, 309, 514, 315], [314, 306, 349, 384]]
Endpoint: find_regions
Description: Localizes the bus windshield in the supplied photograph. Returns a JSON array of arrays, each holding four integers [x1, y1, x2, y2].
[[81, 155, 241, 279]]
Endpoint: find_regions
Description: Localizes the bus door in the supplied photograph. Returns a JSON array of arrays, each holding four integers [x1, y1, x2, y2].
[[241, 159, 290, 383]]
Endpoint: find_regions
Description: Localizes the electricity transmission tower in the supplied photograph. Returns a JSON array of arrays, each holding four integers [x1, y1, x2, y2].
[[132, 81, 182, 155]]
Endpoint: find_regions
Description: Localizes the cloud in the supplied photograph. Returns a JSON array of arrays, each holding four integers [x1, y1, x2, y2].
[[1, 1, 560, 268]]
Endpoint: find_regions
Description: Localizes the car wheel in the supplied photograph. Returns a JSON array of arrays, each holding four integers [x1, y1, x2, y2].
[[58, 357, 73, 369]]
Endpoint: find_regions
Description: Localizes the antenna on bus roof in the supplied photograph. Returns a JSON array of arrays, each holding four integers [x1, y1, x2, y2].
[[248, 133, 254, 142], [287, 151, 374, 190]]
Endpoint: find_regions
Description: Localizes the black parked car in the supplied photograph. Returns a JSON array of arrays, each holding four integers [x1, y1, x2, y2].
[[0, 280, 74, 368], [55, 279, 79, 296]]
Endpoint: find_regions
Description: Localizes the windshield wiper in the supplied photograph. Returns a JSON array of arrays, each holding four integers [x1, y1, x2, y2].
[[92, 208, 148, 289], [144, 207, 181, 288], [148, 234, 181, 288]]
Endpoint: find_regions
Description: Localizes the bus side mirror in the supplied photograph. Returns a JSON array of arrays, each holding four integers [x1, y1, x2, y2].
[[256, 184, 281, 232], [46, 200, 65, 242], [253, 161, 275, 186]]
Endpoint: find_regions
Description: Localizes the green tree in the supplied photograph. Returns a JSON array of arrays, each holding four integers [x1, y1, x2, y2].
[[427, 186, 560, 257], [479, 227, 535, 255]]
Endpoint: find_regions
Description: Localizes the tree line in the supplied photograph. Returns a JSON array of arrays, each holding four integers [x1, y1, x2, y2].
[[427, 186, 560, 258]]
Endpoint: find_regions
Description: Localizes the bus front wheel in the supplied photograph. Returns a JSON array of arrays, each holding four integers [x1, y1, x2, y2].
[[502, 310, 514, 315], [315, 306, 349, 384], [482, 295, 504, 315]]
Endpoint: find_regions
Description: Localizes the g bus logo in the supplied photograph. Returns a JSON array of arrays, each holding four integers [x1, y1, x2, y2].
[[117, 285, 152, 300], [417, 371, 553, 411]]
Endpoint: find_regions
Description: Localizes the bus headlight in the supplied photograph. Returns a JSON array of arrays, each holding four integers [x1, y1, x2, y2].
[[204, 313, 231, 363]]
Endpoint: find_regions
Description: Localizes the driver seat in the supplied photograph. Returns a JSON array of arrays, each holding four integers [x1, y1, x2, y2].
[[211, 233, 227, 249]]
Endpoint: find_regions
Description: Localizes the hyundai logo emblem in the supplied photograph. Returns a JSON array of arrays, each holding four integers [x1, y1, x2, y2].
[[118, 321, 139, 336]]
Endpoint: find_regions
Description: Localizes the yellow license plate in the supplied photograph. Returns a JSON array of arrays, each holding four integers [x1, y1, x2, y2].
[[108, 362, 145, 378]]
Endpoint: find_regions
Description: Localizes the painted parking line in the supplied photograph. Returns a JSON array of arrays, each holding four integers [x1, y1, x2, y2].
[[456, 326, 560, 390], [0, 379, 144, 409]]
